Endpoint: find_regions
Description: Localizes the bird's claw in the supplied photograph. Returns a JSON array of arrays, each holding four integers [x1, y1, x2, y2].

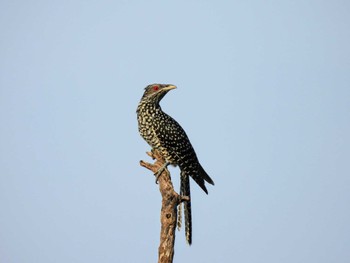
[[153, 161, 170, 184], [154, 171, 162, 184]]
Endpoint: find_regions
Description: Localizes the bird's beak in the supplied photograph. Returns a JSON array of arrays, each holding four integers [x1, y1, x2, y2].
[[163, 85, 177, 91]]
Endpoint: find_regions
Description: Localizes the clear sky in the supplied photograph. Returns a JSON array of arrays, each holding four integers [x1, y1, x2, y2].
[[1, 1, 349, 262]]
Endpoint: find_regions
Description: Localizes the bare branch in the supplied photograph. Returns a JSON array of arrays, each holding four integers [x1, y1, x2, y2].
[[140, 150, 186, 263]]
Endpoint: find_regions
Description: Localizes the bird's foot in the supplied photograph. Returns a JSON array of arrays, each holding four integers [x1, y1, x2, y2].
[[154, 161, 170, 184]]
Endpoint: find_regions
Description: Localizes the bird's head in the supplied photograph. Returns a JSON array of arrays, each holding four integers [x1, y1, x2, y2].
[[140, 84, 177, 105]]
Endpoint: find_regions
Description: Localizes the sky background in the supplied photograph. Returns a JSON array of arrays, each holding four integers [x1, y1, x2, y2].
[[1, 1, 349, 262]]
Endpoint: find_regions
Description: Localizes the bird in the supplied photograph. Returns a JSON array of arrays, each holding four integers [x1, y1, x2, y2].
[[136, 83, 214, 245]]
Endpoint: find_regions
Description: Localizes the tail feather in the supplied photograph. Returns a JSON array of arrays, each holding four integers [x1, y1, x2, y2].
[[177, 202, 182, 231], [180, 171, 192, 245]]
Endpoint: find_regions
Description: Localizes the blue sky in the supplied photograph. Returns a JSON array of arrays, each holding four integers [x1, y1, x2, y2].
[[1, 1, 349, 262]]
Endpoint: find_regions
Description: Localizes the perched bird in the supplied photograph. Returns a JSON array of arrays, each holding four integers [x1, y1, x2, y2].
[[136, 83, 214, 245]]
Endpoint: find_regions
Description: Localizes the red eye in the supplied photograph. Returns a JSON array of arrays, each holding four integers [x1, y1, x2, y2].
[[153, 86, 159, 91]]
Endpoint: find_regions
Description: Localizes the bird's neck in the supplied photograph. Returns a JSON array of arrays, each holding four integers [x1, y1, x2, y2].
[[137, 99, 162, 114]]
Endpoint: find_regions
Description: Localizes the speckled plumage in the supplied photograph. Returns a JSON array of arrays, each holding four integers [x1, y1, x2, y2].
[[136, 83, 214, 245]]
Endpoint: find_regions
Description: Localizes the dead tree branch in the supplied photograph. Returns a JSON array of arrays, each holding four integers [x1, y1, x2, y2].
[[140, 150, 188, 263]]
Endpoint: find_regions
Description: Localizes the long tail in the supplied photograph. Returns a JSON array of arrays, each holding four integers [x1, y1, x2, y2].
[[180, 171, 192, 245]]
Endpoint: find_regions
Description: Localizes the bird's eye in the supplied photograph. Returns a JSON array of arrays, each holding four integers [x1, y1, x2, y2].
[[153, 86, 159, 91]]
